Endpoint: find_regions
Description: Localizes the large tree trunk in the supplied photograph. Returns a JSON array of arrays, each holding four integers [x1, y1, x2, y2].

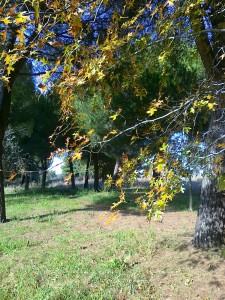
[[84, 153, 91, 189], [193, 107, 225, 247], [193, 177, 225, 247], [188, 175, 193, 212], [0, 145, 6, 223], [0, 84, 12, 222], [68, 154, 75, 189], [93, 152, 100, 191], [0, 23, 35, 222], [191, 3, 225, 247]]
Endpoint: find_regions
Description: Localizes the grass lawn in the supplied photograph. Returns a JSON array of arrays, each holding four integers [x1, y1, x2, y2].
[[0, 188, 224, 299]]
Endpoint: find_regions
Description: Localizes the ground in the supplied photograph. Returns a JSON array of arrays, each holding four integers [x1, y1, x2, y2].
[[0, 189, 224, 299]]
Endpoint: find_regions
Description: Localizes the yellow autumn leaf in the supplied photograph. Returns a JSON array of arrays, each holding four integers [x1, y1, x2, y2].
[[109, 113, 119, 120], [141, 201, 148, 210], [105, 211, 118, 226], [116, 177, 123, 187], [208, 102, 217, 110], [87, 129, 95, 136], [190, 107, 195, 114], [73, 152, 82, 160], [64, 173, 72, 184], [8, 173, 17, 181], [155, 163, 163, 173], [217, 143, 225, 149], [15, 12, 30, 24], [7, 65, 15, 75], [16, 28, 25, 44], [97, 212, 107, 222], [147, 107, 157, 116], [0, 18, 11, 25], [109, 129, 118, 135], [39, 57, 49, 65], [4, 54, 12, 65]]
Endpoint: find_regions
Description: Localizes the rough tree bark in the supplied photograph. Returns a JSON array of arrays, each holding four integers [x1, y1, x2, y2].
[[188, 175, 193, 212], [193, 107, 225, 247], [0, 84, 12, 222], [191, 3, 225, 247], [0, 27, 27, 221], [0, 141, 6, 223], [193, 176, 225, 247]]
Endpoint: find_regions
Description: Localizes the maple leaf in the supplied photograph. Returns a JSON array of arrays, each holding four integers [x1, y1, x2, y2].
[[147, 107, 157, 116], [15, 12, 30, 24], [208, 102, 217, 110], [6, 65, 14, 75], [73, 152, 82, 160], [0, 17, 11, 25]]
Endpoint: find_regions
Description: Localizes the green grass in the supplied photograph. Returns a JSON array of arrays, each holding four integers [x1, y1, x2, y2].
[[0, 187, 222, 300], [0, 188, 157, 300], [168, 192, 200, 211], [5, 188, 117, 220]]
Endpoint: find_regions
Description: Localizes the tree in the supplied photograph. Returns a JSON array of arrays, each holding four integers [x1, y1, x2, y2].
[[9, 69, 61, 189], [2, 126, 24, 181], [188, 2, 225, 247], [0, 0, 91, 220]]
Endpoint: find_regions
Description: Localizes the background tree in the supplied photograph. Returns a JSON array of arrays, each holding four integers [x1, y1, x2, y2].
[[8, 69, 61, 189], [2, 126, 24, 181]]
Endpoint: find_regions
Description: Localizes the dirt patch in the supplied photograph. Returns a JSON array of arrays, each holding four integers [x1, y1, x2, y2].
[[71, 209, 225, 300]]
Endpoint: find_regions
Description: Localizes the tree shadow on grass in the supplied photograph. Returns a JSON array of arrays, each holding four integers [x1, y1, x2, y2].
[[10, 207, 91, 222], [161, 231, 223, 270], [6, 188, 201, 222], [11, 203, 143, 222]]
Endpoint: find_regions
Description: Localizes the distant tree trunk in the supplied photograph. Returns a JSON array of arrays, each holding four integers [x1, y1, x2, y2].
[[112, 157, 119, 181], [93, 152, 100, 191], [68, 154, 75, 189], [42, 171, 47, 189], [84, 153, 90, 189], [111, 157, 119, 188], [24, 173, 30, 190], [188, 175, 193, 211], [41, 158, 48, 189]]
